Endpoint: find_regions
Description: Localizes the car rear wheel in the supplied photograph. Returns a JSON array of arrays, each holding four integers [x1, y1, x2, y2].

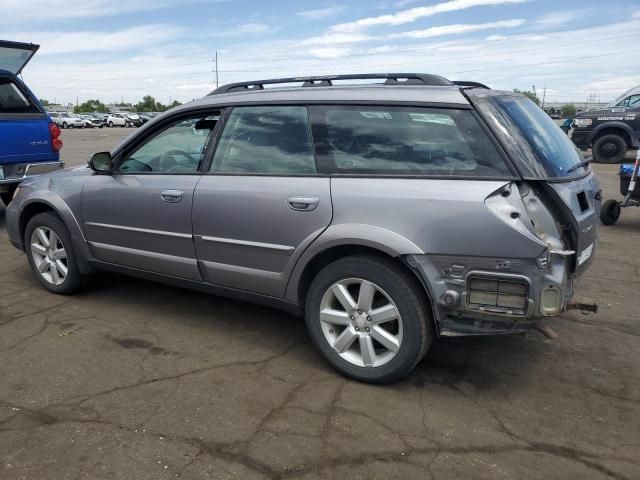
[[600, 199, 621, 225], [305, 255, 432, 383], [25, 213, 83, 294], [62, 122, 68, 129], [593, 134, 627, 164]]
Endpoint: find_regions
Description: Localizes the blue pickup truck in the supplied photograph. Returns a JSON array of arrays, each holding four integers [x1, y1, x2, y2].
[[0, 40, 63, 205]]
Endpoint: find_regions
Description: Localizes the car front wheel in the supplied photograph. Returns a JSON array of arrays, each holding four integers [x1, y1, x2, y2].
[[305, 255, 432, 383], [25, 213, 83, 294]]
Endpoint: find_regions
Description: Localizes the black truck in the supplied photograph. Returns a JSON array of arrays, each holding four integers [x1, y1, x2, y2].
[[571, 86, 640, 163]]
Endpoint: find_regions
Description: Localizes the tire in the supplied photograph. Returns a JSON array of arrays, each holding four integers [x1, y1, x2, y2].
[[600, 199, 621, 225], [108, 121, 114, 127], [593, 134, 627, 164], [305, 255, 432, 383], [24, 212, 83, 294], [62, 122, 68, 129], [1, 188, 15, 206]]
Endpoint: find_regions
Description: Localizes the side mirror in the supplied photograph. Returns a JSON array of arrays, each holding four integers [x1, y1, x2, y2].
[[89, 152, 112, 173]]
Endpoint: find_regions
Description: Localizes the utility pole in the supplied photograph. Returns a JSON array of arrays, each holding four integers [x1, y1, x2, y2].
[[214, 51, 219, 89], [541, 85, 547, 110]]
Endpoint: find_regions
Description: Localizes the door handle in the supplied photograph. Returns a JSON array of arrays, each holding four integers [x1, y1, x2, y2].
[[287, 196, 319, 212], [161, 189, 184, 203]]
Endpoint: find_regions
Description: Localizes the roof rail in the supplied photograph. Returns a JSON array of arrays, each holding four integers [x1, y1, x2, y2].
[[209, 73, 453, 95], [453, 80, 491, 90]]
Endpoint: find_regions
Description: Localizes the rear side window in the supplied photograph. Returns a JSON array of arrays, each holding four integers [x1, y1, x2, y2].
[[210, 106, 316, 174], [312, 106, 511, 177], [0, 78, 40, 113]]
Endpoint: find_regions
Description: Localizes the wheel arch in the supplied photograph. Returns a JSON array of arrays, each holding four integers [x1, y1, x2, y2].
[[590, 123, 636, 147], [19, 198, 94, 274]]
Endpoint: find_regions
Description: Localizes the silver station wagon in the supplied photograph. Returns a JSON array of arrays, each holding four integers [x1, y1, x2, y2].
[[5, 74, 601, 383]]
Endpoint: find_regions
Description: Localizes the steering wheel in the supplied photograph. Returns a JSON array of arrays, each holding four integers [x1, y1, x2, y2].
[[160, 149, 196, 172]]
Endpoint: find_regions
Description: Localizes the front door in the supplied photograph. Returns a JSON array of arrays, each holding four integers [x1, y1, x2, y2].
[[193, 105, 332, 297], [82, 113, 220, 280]]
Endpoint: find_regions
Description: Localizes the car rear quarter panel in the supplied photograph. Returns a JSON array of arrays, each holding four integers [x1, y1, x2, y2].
[[285, 177, 548, 303]]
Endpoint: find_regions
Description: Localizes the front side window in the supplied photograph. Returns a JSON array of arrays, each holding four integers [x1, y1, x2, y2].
[[118, 113, 220, 173], [313, 106, 511, 177], [0, 79, 40, 113], [210, 106, 316, 174]]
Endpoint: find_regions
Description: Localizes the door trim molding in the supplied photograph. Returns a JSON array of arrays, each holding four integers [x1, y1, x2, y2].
[[197, 234, 295, 254], [85, 221, 193, 239]]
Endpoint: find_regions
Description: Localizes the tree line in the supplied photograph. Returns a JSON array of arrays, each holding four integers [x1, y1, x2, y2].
[[40, 96, 183, 114]]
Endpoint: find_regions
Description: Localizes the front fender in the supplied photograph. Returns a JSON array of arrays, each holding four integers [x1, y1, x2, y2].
[[590, 121, 638, 147], [14, 189, 94, 274]]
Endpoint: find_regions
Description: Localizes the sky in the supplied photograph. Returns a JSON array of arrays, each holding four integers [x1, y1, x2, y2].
[[3, 0, 640, 105]]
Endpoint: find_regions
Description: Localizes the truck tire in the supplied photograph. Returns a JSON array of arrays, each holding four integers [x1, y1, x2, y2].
[[593, 134, 627, 164]]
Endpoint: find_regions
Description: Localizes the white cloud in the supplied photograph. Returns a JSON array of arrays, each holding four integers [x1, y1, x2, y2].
[[9, 25, 182, 55], [329, 0, 528, 33], [536, 9, 584, 28], [297, 6, 345, 20], [390, 19, 525, 39], [301, 32, 375, 46], [0, 0, 212, 22], [212, 23, 274, 37]]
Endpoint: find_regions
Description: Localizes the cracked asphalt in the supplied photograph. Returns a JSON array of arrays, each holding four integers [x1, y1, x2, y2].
[[1, 128, 639, 479]]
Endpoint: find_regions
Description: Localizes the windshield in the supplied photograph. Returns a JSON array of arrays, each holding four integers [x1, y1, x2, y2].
[[478, 95, 586, 179]]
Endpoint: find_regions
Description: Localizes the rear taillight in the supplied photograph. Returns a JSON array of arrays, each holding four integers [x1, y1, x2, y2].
[[49, 122, 63, 152]]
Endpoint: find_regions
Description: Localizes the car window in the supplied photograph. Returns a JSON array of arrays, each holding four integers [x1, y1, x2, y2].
[[628, 95, 640, 107], [210, 106, 316, 174], [0, 78, 40, 114], [313, 106, 510, 177], [118, 114, 220, 174]]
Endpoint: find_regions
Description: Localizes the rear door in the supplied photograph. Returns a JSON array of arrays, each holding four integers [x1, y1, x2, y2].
[[192, 105, 332, 298]]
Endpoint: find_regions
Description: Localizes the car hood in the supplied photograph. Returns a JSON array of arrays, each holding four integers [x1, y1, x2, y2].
[[0, 40, 39, 74]]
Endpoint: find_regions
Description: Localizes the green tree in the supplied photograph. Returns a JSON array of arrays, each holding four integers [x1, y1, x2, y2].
[[39, 98, 51, 106], [513, 89, 541, 106], [164, 100, 182, 111], [74, 99, 109, 113], [133, 95, 161, 112], [548, 106, 556, 115], [560, 104, 576, 117]]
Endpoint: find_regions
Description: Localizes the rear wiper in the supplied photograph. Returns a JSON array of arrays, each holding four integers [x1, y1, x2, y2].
[[566, 156, 592, 174]]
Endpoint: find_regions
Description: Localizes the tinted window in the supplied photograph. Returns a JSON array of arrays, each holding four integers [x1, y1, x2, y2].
[[0, 78, 40, 113], [486, 95, 585, 179], [313, 106, 510, 177], [118, 114, 220, 173], [211, 106, 316, 174]]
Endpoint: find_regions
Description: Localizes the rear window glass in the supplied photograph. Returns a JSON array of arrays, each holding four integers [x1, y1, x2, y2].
[[313, 106, 511, 177], [0, 78, 40, 114]]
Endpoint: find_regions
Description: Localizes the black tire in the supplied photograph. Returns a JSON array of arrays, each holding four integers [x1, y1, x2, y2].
[[1, 187, 16, 206], [593, 134, 627, 164], [62, 122, 68, 129], [24, 212, 84, 294], [600, 199, 621, 225], [305, 255, 432, 383], [108, 121, 114, 127]]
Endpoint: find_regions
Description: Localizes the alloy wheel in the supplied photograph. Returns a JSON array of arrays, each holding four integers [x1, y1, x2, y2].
[[30, 226, 68, 286], [319, 278, 403, 368]]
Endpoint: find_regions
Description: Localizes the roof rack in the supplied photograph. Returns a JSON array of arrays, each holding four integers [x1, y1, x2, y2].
[[453, 81, 491, 89], [209, 73, 453, 95]]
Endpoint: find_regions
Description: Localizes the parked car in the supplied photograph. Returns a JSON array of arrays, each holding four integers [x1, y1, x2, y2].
[[106, 112, 129, 127], [124, 113, 143, 127], [138, 113, 152, 125], [0, 40, 63, 205], [50, 112, 84, 129], [571, 85, 640, 163], [84, 114, 105, 128], [5, 74, 601, 383]]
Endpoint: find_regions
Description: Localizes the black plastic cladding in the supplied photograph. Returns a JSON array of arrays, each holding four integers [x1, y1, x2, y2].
[[209, 73, 455, 95]]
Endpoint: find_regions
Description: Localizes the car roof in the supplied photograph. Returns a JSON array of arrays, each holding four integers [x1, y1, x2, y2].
[[175, 84, 471, 113]]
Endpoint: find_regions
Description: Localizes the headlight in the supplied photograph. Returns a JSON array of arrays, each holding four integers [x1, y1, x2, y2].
[[573, 118, 592, 128]]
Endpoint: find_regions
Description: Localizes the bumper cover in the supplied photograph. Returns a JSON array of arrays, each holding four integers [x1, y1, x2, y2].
[[571, 129, 592, 149], [0, 161, 64, 188]]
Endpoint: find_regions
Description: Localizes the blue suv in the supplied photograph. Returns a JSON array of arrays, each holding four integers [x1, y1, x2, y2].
[[0, 40, 63, 205]]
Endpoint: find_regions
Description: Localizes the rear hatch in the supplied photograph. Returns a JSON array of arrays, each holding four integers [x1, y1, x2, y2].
[[0, 41, 57, 169], [468, 89, 600, 275], [0, 40, 38, 75]]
